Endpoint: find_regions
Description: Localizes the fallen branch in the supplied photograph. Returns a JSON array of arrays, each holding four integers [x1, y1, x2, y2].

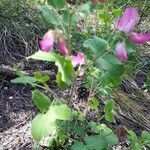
[[0, 65, 56, 79]]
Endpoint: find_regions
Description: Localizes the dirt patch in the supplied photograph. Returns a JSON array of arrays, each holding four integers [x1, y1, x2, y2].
[[0, 77, 36, 150]]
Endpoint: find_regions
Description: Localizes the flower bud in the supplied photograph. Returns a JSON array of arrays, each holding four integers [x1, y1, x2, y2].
[[115, 42, 127, 63], [56, 29, 69, 56], [39, 30, 54, 52]]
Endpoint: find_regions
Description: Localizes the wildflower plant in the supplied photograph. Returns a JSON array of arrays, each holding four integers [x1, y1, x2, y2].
[[11, 0, 150, 149]]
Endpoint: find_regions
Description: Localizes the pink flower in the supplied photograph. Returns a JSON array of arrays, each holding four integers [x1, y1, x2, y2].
[[116, 7, 150, 44], [39, 30, 54, 52], [57, 37, 69, 56], [129, 33, 150, 44], [70, 52, 85, 67], [116, 8, 138, 34], [57, 30, 69, 56], [116, 42, 127, 63]]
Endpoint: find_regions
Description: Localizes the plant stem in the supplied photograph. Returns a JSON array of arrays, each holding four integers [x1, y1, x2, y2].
[[32, 83, 67, 102], [83, 77, 95, 117], [53, 8, 67, 35], [67, 8, 72, 55], [72, 116, 78, 135], [65, 75, 77, 133], [69, 75, 77, 105]]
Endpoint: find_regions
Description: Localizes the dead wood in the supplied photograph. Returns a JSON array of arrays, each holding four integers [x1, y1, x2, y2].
[[0, 65, 56, 79]]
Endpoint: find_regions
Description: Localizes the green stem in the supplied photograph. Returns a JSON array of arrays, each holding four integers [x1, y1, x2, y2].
[[72, 116, 78, 135], [68, 14, 72, 50], [54, 9, 67, 35], [83, 77, 95, 117], [65, 75, 77, 133], [67, 9, 72, 54], [32, 83, 67, 102]]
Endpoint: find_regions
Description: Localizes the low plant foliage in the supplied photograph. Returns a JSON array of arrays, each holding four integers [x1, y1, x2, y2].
[[11, 0, 150, 149]]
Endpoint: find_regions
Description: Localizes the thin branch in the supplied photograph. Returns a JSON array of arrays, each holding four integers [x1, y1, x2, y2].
[[0, 65, 56, 79]]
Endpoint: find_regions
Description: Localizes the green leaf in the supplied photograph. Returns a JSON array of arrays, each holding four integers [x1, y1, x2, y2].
[[85, 135, 107, 150], [32, 90, 51, 113], [104, 112, 115, 123], [104, 99, 115, 113], [71, 141, 87, 150], [57, 129, 68, 143], [27, 51, 57, 61], [78, 3, 91, 14], [13, 64, 23, 76], [125, 38, 137, 54], [34, 72, 50, 83], [89, 66, 101, 79], [11, 76, 37, 84], [97, 54, 124, 77], [97, 54, 124, 84], [56, 72, 68, 89], [31, 114, 56, 142], [88, 97, 99, 111], [62, 10, 80, 26], [78, 113, 85, 122], [48, 104, 72, 120], [127, 130, 139, 143], [97, 124, 118, 145], [47, 0, 67, 9], [141, 131, 150, 145], [31, 104, 72, 142], [127, 130, 143, 150], [111, 9, 122, 16], [72, 124, 118, 150], [28, 51, 73, 87], [62, 10, 70, 26], [55, 57, 73, 88], [83, 36, 107, 54], [100, 72, 121, 85], [99, 13, 110, 23], [74, 125, 86, 137], [38, 5, 60, 25]]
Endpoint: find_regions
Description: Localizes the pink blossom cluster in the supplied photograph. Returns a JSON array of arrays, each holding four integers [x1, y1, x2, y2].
[[115, 8, 150, 62], [39, 29, 85, 68]]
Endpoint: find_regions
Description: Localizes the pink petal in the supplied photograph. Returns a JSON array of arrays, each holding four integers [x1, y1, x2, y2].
[[57, 37, 69, 56], [39, 30, 54, 52], [116, 8, 138, 34], [129, 32, 150, 44], [56, 30, 69, 56], [70, 52, 85, 67], [115, 42, 127, 63]]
